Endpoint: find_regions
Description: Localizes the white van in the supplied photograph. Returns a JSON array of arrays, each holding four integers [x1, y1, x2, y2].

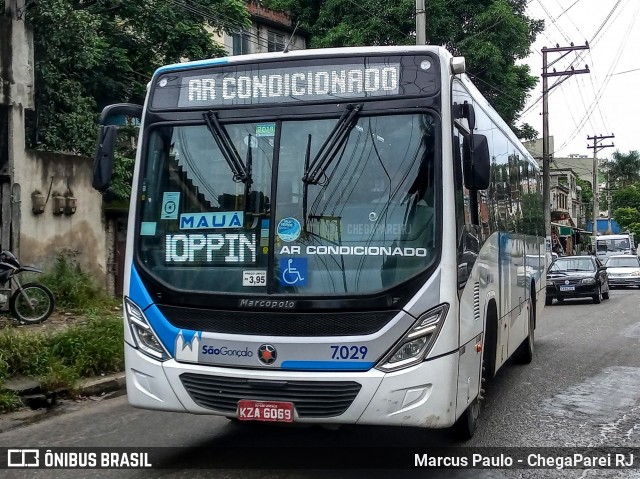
[[594, 233, 635, 261]]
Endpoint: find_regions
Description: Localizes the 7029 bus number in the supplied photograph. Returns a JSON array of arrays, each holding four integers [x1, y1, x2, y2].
[[330, 345, 368, 360]]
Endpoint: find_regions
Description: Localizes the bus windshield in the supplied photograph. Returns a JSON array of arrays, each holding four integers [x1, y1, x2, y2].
[[137, 113, 438, 295]]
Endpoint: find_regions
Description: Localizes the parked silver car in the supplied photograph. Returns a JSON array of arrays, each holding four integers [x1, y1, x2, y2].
[[604, 255, 640, 288]]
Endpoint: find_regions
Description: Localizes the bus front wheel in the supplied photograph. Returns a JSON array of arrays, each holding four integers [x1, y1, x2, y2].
[[453, 398, 479, 440]]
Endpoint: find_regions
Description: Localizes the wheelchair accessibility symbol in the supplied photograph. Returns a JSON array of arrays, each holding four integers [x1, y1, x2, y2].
[[280, 258, 307, 286]]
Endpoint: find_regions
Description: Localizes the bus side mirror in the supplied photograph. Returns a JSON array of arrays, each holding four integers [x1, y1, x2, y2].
[[92, 125, 117, 193], [463, 134, 490, 190]]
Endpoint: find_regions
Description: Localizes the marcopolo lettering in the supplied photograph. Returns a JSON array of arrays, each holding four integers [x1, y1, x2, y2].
[[201, 345, 254, 357], [239, 299, 296, 309]]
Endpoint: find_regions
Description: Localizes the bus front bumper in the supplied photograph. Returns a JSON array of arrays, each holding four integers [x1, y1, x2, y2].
[[125, 344, 460, 428]]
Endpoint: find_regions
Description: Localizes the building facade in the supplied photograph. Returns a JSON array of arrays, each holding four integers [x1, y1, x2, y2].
[[214, 0, 306, 56]]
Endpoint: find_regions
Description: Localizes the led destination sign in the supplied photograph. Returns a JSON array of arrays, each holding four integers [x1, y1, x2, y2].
[[178, 64, 399, 107], [151, 55, 439, 109], [165, 233, 256, 264]]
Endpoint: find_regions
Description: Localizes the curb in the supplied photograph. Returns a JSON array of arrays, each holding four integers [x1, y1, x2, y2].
[[0, 372, 127, 433], [74, 373, 126, 397]]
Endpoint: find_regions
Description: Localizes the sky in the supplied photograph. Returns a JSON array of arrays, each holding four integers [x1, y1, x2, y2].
[[518, 0, 640, 160]]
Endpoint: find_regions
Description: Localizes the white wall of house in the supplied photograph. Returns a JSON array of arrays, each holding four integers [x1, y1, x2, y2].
[[14, 151, 108, 283]]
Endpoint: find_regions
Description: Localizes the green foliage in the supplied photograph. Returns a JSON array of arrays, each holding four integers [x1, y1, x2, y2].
[[265, 0, 543, 137], [625, 223, 640, 245], [0, 390, 21, 414], [611, 184, 640, 213], [0, 316, 123, 393], [26, 0, 250, 155], [576, 177, 592, 220], [520, 191, 544, 236], [612, 207, 640, 230], [111, 154, 135, 201], [50, 315, 124, 378], [38, 252, 118, 312], [606, 151, 640, 189]]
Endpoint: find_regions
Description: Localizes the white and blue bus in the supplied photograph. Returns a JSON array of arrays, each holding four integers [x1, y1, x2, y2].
[[93, 46, 545, 439]]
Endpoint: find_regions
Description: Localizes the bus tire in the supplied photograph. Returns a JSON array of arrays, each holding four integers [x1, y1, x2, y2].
[[483, 301, 498, 380], [514, 299, 534, 364], [453, 398, 479, 440]]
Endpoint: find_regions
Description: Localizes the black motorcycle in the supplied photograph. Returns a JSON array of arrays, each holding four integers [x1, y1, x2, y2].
[[0, 250, 55, 324]]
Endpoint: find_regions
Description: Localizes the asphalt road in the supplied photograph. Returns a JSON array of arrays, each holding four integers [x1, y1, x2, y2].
[[2, 288, 640, 478]]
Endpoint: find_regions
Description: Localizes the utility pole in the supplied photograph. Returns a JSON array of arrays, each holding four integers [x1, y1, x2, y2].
[[416, 0, 426, 45], [587, 134, 614, 238], [542, 44, 589, 242]]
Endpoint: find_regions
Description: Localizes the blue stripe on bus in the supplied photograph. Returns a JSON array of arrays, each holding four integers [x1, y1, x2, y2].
[[281, 361, 374, 371], [129, 265, 183, 356], [142, 304, 182, 357], [129, 266, 154, 310], [155, 58, 229, 75]]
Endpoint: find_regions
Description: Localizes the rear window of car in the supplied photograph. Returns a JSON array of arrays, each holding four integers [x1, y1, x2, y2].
[[606, 257, 640, 267]]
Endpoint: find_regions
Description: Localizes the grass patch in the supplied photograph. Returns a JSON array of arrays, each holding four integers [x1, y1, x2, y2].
[[0, 389, 21, 413], [38, 251, 120, 313], [0, 251, 125, 412], [0, 315, 124, 395]]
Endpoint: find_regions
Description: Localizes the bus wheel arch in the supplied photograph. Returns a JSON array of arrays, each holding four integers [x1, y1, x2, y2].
[[514, 292, 535, 364], [452, 397, 479, 440], [530, 280, 537, 329], [483, 298, 498, 380]]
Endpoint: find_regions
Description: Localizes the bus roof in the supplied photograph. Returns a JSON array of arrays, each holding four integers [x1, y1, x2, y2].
[[154, 45, 453, 76]]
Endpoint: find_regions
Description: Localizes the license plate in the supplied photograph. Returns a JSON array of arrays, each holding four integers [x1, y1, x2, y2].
[[237, 400, 294, 423], [559, 286, 575, 291]]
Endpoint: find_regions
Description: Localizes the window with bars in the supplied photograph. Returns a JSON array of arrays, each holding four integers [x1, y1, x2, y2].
[[267, 31, 286, 52], [232, 31, 251, 55]]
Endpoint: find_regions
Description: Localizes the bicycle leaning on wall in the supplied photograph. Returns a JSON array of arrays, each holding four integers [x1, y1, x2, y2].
[[0, 250, 55, 324]]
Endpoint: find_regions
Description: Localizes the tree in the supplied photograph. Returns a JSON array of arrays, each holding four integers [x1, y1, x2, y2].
[[264, 0, 544, 138], [26, 0, 249, 155], [612, 207, 640, 230], [606, 150, 640, 189], [611, 184, 640, 213], [612, 207, 640, 247], [576, 177, 592, 221]]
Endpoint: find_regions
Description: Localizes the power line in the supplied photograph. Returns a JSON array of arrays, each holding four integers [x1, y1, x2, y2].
[[556, 0, 583, 20], [552, 0, 583, 37], [611, 67, 640, 76], [554, 1, 639, 154], [534, 0, 571, 43], [520, 0, 627, 119]]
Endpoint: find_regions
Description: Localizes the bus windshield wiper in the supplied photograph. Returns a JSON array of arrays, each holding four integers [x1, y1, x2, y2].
[[203, 110, 250, 183], [302, 103, 363, 185]]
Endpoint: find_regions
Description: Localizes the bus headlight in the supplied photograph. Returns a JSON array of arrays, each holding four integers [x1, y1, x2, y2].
[[376, 304, 448, 373], [124, 297, 169, 361]]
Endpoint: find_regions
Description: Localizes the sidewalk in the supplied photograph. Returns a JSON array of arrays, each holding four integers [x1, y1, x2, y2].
[[0, 372, 126, 433]]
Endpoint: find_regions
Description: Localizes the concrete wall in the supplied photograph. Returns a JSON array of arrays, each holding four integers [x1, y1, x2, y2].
[[0, 4, 35, 109], [14, 150, 108, 283]]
